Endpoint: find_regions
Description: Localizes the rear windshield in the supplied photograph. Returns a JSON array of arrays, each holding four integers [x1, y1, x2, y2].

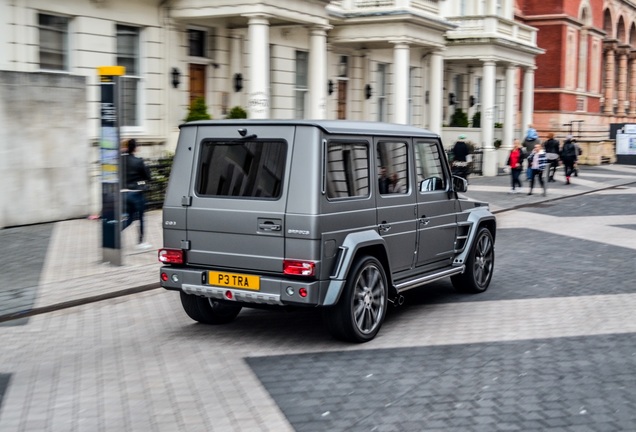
[[196, 140, 287, 198]]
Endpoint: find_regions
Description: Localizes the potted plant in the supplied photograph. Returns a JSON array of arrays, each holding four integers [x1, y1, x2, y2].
[[493, 138, 502, 149], [450, 108, 469, 127], [184, 97, 211, 122], [226, 106, 248, 119]]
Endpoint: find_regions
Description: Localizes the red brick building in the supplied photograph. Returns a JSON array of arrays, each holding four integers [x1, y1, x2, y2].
[[516, 0, 634, 163]]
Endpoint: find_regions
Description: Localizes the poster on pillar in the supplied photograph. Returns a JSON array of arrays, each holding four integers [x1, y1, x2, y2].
[[616, 127, 636, 155]]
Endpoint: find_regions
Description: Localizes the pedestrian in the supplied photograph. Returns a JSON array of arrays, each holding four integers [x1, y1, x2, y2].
[[450, 134, 471, 181], [523, 123, 540, 153], [526, 143, 547, 196], [560, 135, 578, 185], [506, 139, 525, 193], [388, 172, 406, 194], [543, 132, 560, 182], [378, 166, 391, 194], [122, 138, 153, 250]]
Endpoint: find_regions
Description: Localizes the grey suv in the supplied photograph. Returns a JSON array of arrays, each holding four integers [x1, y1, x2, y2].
[[159, 120, 496, 342]]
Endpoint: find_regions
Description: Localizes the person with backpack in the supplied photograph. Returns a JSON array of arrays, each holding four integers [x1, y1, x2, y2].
[[560, 135, 578, 185], [543, 132, 560, 182]]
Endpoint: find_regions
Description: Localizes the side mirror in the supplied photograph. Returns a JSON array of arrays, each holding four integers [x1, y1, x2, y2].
[[452, 175, 467, 193]]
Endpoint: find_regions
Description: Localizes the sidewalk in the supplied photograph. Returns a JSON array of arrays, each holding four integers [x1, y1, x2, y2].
[[1, 164, 635, 323]]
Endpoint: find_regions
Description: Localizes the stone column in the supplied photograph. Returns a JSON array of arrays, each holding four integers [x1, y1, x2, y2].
[[392, 41, 410, 124], [617, 47, 629, 116], [482, 60, 497, 177], [521, 66, 535, 138], [247, 15, 270, 119], [503, 64, 517, 151], [603, 41, 617, 115], [629, 52, 636, 116], [428, 50, 443, 135], [309, 26, 330, 119]]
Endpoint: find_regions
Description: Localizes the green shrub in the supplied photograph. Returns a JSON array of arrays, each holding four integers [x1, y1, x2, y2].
[[184, 97, 211, 122], [472, 111, 481, 128], [450, 108, 469, 127], [226, 106, 248, 119]]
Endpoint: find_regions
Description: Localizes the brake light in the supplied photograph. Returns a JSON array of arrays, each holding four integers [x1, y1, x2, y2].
[[283, 260, 315, 276], [158, 248, 184, 264]]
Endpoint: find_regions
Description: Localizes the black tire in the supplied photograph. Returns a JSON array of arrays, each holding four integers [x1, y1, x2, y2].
[[323, 256, 388, 343], [179, 291, 242, 324], [451, 227, 494, 293]]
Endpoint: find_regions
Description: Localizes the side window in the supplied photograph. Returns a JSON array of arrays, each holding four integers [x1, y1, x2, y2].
[[377, 141, 409, 195], [415, 141, 447, 192], [326, 141, 370, 199]]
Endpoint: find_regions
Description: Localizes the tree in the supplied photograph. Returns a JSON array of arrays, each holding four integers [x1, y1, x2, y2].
[[184, 97, 211, 122], [226, 106, 247, 119], [450, 108, 469, 127]]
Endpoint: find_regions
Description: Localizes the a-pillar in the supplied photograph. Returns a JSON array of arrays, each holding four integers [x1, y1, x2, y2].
[[309, 26, 330, 119], [428, 50, 443, 135], [481, 60, 497, 177], [392, 41, 410, 124], [521, 66, 535, 140], [603, 41, 617, 115], [247, 15, 270, 119], [617, 47, 629, 116]]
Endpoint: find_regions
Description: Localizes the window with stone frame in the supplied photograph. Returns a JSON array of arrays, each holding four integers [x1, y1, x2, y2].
[[295, 51, 309, 119], [117, 25, 141, 128], [38, 13, 69, 71]]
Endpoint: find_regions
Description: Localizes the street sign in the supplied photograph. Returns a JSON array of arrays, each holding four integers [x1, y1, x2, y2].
[[98, 66, 125, 265]]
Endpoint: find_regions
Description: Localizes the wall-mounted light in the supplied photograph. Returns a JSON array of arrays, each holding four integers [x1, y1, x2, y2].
[[469, 95, 476, 107], [328, 80, 334, 95], [449, 92, 456, 105], [171, 67, 180, 89], [365, 84, 372, 100], [233, 73, 243, 92]]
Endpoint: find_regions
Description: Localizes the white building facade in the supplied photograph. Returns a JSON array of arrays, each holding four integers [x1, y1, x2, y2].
[[0, 0, 542, 227]]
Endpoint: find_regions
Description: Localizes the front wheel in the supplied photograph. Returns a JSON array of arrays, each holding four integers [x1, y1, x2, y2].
[[451, 227, 495, 293], [323, 256, 388, 343], [179, 292, 242, 324]]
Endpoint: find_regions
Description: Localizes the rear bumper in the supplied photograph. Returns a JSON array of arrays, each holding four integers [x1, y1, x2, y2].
[[160, 266, 326, 306]]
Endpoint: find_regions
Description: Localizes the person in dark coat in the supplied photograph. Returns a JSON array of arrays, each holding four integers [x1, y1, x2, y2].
[[122, 139, 152, 249], [543, 132, 560, 182], [560, 135, 578, 185], [451, 134, 471, 181]]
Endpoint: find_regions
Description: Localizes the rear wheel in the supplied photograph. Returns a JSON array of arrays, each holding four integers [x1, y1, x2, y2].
[[323, 256, 388, 343], [451, 227, 494, 293], [179, 291, 242, 324]]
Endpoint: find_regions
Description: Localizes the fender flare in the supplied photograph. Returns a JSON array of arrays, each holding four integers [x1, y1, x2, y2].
[[453, 208, 496, 267], [323, 230, 389, 306]]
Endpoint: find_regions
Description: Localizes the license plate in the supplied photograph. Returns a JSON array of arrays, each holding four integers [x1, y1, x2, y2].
[[208, 271, 260, 291]]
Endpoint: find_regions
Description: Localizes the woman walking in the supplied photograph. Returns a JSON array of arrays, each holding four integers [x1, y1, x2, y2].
[[526, 143, 547, 196], [506, 139, 525, 193]]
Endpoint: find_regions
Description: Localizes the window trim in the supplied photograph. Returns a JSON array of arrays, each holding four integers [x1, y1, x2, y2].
[[116, 24, 144, 133], [38, 12, 70, 72], [324, 139, 371, 201]]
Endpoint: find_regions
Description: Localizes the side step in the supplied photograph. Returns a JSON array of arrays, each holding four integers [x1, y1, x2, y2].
[[394, 266, 465, 293]]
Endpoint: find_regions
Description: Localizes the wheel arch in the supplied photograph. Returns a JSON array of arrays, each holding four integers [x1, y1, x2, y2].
[[323, 230, 392, 306], [454, 210, 497, 267]]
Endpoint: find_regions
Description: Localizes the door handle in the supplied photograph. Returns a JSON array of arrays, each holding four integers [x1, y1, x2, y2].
[[379, 222, 391, 232], [259, 223, 281, 231]]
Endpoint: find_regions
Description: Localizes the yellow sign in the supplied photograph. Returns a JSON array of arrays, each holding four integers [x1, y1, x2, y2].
[[97, 66, 125, 76]]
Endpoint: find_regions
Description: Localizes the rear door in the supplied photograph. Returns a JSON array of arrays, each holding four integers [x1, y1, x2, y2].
[[375, 138, 417, 273], [414, 140, 458, 268], [185, 125, 293, 273]]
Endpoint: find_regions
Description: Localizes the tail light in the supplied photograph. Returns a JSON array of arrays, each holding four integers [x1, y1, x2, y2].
[[158, 248, 184, 264], [283, 260, 315, 276]]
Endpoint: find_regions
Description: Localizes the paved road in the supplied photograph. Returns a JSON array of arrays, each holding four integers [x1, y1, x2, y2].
[[1, 185, 635, 431]]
